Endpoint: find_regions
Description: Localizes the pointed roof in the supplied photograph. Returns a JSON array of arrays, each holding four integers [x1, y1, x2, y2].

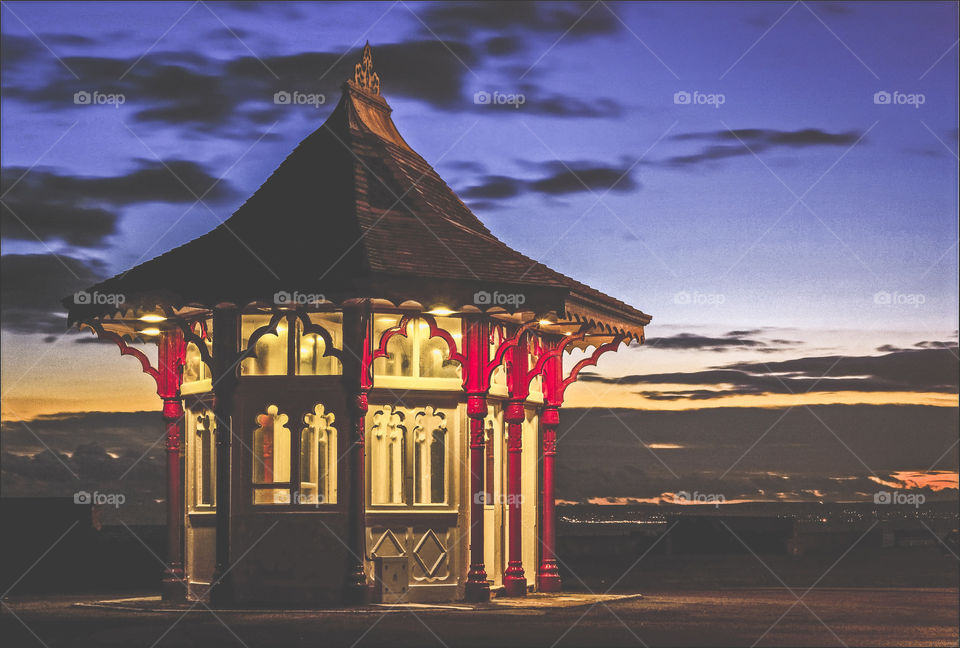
[[66, 44, 650, 340]]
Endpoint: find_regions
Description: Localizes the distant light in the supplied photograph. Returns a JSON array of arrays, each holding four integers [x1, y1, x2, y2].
[[140, 314, 166, 323], [141, 327, 162, 336], [427, 308, 454, 316]]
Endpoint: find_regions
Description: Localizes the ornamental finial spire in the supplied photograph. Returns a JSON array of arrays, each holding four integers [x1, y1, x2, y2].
[[354, 41, 380, 96]]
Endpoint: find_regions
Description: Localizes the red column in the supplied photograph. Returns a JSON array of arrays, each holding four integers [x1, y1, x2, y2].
[[464, 317, 490, 601], [502, 333, 528, 597], [158, 328, 186, 601], [538, 405, 561, 592], [465, 395, 490, 600], [343, 304, 372, 603]]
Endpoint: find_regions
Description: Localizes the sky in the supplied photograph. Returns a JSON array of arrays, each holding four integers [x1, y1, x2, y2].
[[1, 1, 957, 507]]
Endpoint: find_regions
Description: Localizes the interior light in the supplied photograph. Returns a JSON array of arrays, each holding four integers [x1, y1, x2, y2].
[[427, 308, 454, 316], [141, 328, 161, 336], [538, 319, 553, 326], [140, 314, 166, 323]]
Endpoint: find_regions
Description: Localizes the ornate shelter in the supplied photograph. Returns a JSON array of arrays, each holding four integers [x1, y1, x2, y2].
[[64, 45, 650, 605]]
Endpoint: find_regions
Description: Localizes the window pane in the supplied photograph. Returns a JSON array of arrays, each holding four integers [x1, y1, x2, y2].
[[373, 315, 413, 377], [254, 488, 291, 504], [413, 407, 447, 504], [300, 403, 337, 504], [370, 407, 405, 505], [252, 405, 291, 487], [297, 313, 343, 375], [183, 319, 213, 384], [419, 317, 461, 379], [241, 315, 288, 376], [195, 411, 216, 507]]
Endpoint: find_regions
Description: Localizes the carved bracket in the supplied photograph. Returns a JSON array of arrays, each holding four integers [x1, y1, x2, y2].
[[556, 336, 625, 402], [82, 321, 161, 395]]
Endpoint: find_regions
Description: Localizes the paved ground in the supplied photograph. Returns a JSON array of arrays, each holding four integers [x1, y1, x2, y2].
[[2, 588, 957, 647]]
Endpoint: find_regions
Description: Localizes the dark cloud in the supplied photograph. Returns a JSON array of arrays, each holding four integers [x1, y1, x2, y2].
[[580, 346, 959, 399], [1, 411, 166, 525], [646, 333, 774, 352], [0, 254, 107, 334], [461, 159, 637, 202], [483, 35, 524, 56], [1, 160, 233, 246], [665, 128, 862, 167], [415, 1, 620, 40], [557, 405, 958, 502]]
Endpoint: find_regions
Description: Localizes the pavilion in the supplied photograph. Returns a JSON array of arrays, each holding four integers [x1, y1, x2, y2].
[[64, 44, 651, 606]]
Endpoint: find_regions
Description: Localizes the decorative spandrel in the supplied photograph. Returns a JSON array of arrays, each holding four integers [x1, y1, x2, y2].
[[354, 42, 380, 95]]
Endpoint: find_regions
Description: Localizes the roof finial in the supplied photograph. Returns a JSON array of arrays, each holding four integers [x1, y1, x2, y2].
[[354, 41, 380, 96]]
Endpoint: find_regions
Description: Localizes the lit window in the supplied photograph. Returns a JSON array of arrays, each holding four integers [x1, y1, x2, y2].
[[183, 319, 213, 386], [193, 410, 216, 508], [241, 315, 288, 376], [413, 407, 447, 504], [373, 315, 461, 381], [296, 313, 342, 376], [300, 403, 337, 504], [369, 404, 453, 508], [252, 405, 291, 503], [370, 407, 405, 505]]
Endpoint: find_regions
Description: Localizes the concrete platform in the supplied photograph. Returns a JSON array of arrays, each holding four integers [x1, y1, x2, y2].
[[73, 592, 643, 614]]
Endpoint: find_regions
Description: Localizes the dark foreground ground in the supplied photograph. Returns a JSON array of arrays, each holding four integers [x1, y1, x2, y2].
[[2, 588, 957, 648]]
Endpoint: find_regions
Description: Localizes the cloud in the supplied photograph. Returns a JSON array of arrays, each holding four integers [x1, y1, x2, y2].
[[555, 404, 958, 503], [664, 128, 862, 167], [414, 1, 620, 41], [461, 158, 637, 203], [645, 332, 788, 352], [1, 160, 234, 247], [580, 345, 959, 398], [0, 254, 107, 334]]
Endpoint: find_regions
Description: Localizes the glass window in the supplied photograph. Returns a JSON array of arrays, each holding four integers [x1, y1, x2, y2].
[[241, 315, 288, 376], [300, 403, 337, 505], [373, 315, 414, 377], [297, 313, 343, 376], [373, 315, 461, 381], [370, 407, 406, 505], [183, 319, 213, 385], [413, 407, 447, 504], [489, 325, 508, 391], [195, 411, 216, 507], [252, 405, 291, 503], [369, 404, 453, 508]]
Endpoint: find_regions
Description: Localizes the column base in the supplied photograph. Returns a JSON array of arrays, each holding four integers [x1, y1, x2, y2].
[[208, 572, 234, 606], [503, 566, 527, 597], [345, 565, 372, 605], [537, 573, 562, 593], [464, 577, 491, 602], [161, 566, 187, 601]]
